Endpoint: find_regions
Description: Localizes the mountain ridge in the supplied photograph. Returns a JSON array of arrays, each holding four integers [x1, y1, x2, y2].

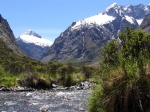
[[41, 3, 150, 65], [0, 14, 26, 57]]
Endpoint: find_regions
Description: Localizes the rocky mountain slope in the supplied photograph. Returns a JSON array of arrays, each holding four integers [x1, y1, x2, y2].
[[41, 3, 150, 65], [0, 14, 26, 56], [17, 30, 53, 60], [139, 14, 150, 32]]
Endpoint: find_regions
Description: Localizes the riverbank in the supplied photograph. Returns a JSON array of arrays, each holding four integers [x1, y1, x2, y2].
[[0, 81, 96, 92]]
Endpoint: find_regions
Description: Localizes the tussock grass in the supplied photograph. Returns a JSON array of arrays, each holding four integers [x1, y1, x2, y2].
[[0, 71, 18, 87], [89, 65, 150, 112]]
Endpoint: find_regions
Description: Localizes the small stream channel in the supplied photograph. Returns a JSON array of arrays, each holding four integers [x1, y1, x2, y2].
[[0, 90, 92, 112]]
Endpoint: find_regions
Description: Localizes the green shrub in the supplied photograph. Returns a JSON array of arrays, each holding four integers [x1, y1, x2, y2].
[[0, 71, 18, 87], [89, 27, 150, 112], [88, 84, 104, 112]]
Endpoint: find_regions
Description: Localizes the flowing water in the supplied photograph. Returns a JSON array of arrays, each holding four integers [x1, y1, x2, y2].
[[0, 90, 92, 112]]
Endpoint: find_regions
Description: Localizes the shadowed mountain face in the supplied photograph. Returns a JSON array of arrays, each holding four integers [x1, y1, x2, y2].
[[139, 14, 150, 32], [0, 14, 26, 56]]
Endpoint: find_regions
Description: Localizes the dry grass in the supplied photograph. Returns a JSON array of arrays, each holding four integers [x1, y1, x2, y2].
[[89, 64, 150, 112], [104, 66, 150, 112]]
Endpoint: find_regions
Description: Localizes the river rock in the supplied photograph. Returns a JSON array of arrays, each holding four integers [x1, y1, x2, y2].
[[79, 107, 85, 111], [0, 87, 12, 91], [40, 105, 50, 112], [15, 86, 35, 91], [0, 86, 35, 92], [52, 83, 58, 88], [76, 81, 91, 90]]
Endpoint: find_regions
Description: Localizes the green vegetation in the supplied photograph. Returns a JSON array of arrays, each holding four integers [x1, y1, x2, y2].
[[89, 27, 150, 112], [0, 38, 99, 88], [2, 26, 150, 111]]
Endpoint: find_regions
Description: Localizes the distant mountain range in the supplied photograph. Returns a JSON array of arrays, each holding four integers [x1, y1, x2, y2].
[[1, 3, 150, 65], [17, 30, 53, 60], [41, 3, 150, 65]]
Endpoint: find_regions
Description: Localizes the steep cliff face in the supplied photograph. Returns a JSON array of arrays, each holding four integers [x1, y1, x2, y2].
[[139, 14, 150, 32], [0, 14, 26, 56], [41, 3, 150, 65]]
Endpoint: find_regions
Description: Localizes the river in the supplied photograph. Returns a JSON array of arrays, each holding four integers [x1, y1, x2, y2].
[[0, 90, 92, 112]]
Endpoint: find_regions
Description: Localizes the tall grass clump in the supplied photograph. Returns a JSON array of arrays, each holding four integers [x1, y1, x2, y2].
[[18, 73, 51, 89], [89, 27, 150, 112], [0, 71, 18, 87], [88, 84, 104, 112]]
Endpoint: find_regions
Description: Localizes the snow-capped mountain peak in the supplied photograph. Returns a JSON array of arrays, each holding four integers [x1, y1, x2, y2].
[[24, 30, 42, 38], [70, 2, 150, 30], [71, 13, 115, 30], [41, 3, 150, 64], [105, 2, 119, 12], [104, 2, 124, 17], [17, 30, 53, 47]]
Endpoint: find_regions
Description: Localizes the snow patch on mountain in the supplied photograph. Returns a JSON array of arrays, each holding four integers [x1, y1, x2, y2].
[[144, 6, 149, 11], [18, 30, 53, 47], [123, 5, 131, 11], [125, 15, 135, 24], [71, 13, 115, 30], [136, 19, 143, 25]]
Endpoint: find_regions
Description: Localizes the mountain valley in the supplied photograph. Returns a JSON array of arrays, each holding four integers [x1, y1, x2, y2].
[[1, 2, 150, 112]]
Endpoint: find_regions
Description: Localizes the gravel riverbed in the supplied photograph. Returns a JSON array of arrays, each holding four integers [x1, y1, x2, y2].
[[0, 90, 92, 112]]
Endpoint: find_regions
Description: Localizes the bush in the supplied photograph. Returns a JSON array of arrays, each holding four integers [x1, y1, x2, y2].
[[18, 73, 51, 89], [64, 74, 74, 87], [82, 66, 96, 80], [104, 76, 150, 112], [89, 27, 150, 112]]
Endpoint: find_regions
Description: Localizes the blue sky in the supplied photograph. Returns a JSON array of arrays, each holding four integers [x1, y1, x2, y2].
[[0, 0, 150, 41]]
